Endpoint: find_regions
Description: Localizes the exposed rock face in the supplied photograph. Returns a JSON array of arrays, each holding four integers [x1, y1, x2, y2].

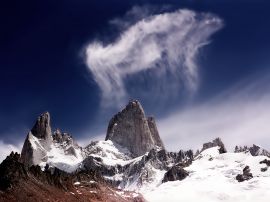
[[201, 137, 227, 154], [147, 117, 164, 149], [105, 100, 165, 157], [53, 129, 78, 146], [260, 159, 270, 167], [249, 144, 270, 157], [260, 159, 270, 172], [236, 166, 253, 182], [21, 112, 53, 166], [30, 112, 52, 145], [162, 165, 189, 183], [52, 129, 80, 157]]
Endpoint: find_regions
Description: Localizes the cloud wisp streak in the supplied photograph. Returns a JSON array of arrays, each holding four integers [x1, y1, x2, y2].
[[85, 8, 223, 107], [157, 75, 270, 152]]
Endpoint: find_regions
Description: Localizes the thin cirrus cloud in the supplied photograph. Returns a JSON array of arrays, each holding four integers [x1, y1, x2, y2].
[[85, 8, 223, 107], [157, 74, 270, 152]]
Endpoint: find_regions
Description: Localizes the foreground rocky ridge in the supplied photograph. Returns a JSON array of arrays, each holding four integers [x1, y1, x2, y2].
[[0, 152, 144, 202]]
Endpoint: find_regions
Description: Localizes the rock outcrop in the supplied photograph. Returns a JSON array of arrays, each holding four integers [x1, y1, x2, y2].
[[201, 137, 227, 154], [260, 159, 270, 167], [236, 166, 253, 182], [235, 144, 270, 158], [105, 100, 165, 157], [162, 165, 189, 183], [53, 129, 81, 157]]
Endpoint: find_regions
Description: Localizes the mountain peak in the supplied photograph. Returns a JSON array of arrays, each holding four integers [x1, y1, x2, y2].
[[105, 100, 165, 157], [21, 112, 54, 166], [20, 112, 82, 170], [30, 111, 52, 141]]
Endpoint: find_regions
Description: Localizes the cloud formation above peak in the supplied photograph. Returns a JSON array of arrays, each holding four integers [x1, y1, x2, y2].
[[157, 73, 270, 152], [85, 8, 223, 107]]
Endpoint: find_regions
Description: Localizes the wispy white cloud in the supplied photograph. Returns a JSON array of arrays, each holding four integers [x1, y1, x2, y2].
[[0, 140, 21, 163], [157, 74, 270, 152], [85, 8, 223, 107]]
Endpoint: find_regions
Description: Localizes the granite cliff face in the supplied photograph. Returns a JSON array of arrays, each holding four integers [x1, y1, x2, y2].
[[147, 117, 164, 149], [30, 111, 53, 146], [105, 100, 165, 157]]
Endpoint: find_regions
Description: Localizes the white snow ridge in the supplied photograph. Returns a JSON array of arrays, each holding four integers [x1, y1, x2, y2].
[[142, 146, 270, 202]]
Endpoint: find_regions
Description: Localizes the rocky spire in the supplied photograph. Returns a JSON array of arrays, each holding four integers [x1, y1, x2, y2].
[[105, 100, 165, 156], [21, 112, 53, 166], [30, 111, 52, 143]]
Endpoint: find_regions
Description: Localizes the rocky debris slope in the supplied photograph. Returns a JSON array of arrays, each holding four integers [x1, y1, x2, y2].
[[105, 100, 165, 157], [0, 152, 145, 202]]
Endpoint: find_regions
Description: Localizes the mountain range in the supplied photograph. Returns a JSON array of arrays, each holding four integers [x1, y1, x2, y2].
[[1, 100, 270, 202]]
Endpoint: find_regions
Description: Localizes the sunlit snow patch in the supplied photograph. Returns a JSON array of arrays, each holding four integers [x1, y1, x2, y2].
[[142, 146, 270, 202]]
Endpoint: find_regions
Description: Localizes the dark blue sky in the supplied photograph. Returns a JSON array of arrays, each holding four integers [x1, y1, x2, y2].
[[1, 0, 270, 146]]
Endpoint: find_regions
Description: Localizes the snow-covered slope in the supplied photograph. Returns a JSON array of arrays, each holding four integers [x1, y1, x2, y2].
[[26, 133, 83, 173], [143, 146, 270, 202], [83, 140, 133, 166], [20, 112, 84, 173], [82, 139, 193, 191], [82, 140, 153, 185], [40, 141, 83, 173]]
